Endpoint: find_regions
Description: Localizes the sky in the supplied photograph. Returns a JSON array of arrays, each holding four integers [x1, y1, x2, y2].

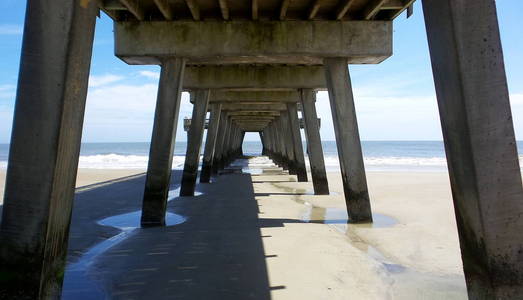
[[0, 1, 522, 143]]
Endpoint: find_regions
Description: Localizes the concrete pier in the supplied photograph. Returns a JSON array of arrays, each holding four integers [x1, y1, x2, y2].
[[180, 90, 210, 196], [287, 103, 308, 182], [324, 58, 373, 223], [422, 0, 523, 297], [213, 112, 228, 174], [300, 89, 329, 195], [141, 58, 186, 227], [0, 0, 97, 298], [200, 103, 222, 183]]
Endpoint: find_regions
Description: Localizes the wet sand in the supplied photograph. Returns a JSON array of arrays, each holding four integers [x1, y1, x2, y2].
[[0, 160, 468, 299]]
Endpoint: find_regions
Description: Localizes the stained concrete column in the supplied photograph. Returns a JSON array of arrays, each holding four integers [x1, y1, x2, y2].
[[141, 58, 186, 227], [301, 89, 329, 195], [0, 0, 97, 298], [275, 118, 288, 170], [213, 112, 228, 173], [180, 90, 210, 196], [260, 132, 267, 155], [200, 103, 222, 183], [324, 58, 372, 223], [422, 1, 523, 297], [281, 112, 297, 175], [222, 117, 233, 168], [287, 103, 308, 182]]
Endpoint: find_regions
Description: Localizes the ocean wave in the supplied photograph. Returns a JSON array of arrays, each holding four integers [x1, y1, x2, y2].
[[0, 154, 522, 170], [77, 154, 186, 169]]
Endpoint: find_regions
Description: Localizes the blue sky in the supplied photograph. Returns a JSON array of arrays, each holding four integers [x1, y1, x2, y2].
[[0, 1, 522, 142]]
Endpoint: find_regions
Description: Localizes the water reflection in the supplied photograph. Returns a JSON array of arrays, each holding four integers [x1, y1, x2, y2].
[[63, 187, 193, 299]]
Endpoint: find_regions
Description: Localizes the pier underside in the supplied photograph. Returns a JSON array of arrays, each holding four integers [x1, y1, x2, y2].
[[1, 0, 522, 299]]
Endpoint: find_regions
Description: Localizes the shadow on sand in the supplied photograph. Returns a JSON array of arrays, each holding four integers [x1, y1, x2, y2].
[[61, 168, 318, 299]]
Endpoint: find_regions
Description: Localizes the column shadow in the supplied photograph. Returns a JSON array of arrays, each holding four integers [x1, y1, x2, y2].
[[63, 169, 304, 300]]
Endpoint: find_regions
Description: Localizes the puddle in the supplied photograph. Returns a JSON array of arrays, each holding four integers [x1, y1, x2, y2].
[[62, 187, 194, 299], [290, 189, 467, 299], [301, 206, 397, 228]]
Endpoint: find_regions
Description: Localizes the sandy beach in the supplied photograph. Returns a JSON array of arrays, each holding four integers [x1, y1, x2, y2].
[[0, 161, 468, 299]]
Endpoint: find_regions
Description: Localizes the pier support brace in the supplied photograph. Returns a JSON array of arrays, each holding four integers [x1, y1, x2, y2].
[[200, 103, 222, 183], [0, 0, 97, 298], [180, 90, 210, 196], [324, 58, 372, 223], [141, 58, 186, 226], [423, 0, 523, 297], [300, 89, 329, 194], [287, 103, 308, 182]]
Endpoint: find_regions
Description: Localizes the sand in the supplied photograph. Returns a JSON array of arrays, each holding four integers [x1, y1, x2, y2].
[[0, 168, 145, 205], [0, 161, 468, 299]]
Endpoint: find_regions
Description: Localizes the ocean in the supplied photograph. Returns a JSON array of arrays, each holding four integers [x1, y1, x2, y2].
[[0, 141, 522, 172]]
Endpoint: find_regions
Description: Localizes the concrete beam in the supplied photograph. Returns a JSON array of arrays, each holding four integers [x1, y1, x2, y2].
[[115, 21, 392, 65], [193, 90, 301, 103], [183, 65, 326, 90], [221, 103, 287, 111]]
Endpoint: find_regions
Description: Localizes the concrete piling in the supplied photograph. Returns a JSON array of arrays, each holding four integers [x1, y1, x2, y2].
[[180, 90, 210, 196], [300, 89, 329, 195], [422, 0, 523, 297], [324, 57, 373, 223], [200, 103, 222, 183], [287, 103, 308, 182], [141, 58, 186, 227], [0, 0, 98, 297]]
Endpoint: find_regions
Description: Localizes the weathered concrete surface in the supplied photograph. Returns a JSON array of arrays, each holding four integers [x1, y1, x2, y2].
[[142, 58, 186, 227], [115, 21, 392, 65], [287, 103, 308, 182], [180, 90, 210, 196], [280, 115, 296, 174], [0, 0, 98, 298], [324, 58, 372, 223], [221, 103, 287, 111], [300, 89, 329, 195], [212, 112, 229, 174], [183, 65, 326, 90], [200, 103, 222, 183], [422, 0, 523, 298], [203, 91, 301, 103]]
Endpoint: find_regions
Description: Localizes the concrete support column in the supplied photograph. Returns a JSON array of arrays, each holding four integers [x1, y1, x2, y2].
[[141, 58, 186, 227], [0, 0, 97, 297], [180, 90, 210, 196], [275, 118, 288, 170], [260, 131, 267, 155], [301, 89, 329, 195], [287, 103, 308, 182], [422, 1, 523, 297], [200, 103, 222, 183], [324, 58, 372, 223], [213, 111, 228, 174], [281, 112, 297, 175], [222, 117, 233, 168]]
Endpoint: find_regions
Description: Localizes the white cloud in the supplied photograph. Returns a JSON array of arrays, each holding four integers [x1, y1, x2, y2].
[[0, 85, 16, 100], [510, 93, 523, 106], [88, 74, 124, 88], [0, 24, 23, 35], [139, 71, 160, 80], [82, 78, 192, 142]]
